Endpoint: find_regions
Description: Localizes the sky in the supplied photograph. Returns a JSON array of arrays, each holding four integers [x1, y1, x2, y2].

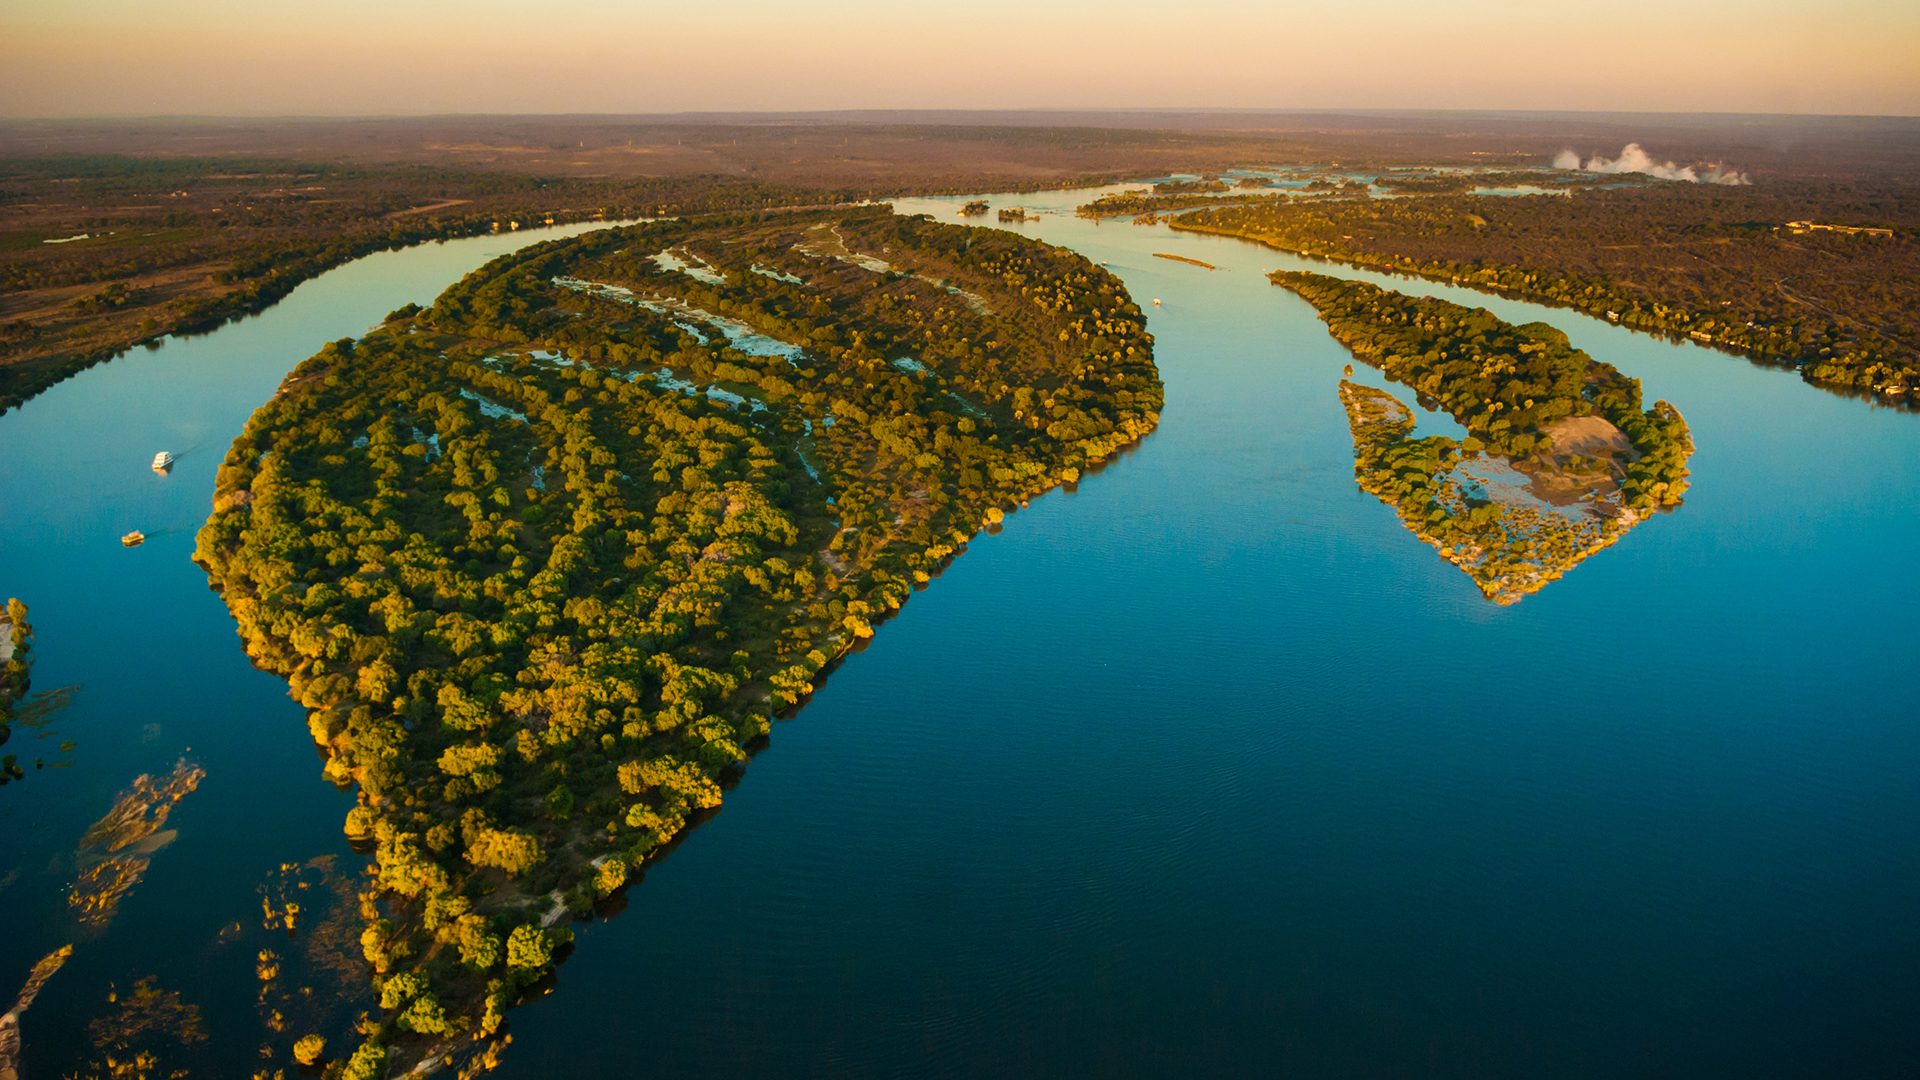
[[2, 0, 1917, 119]]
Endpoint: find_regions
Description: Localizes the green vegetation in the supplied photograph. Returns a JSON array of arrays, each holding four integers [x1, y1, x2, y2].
[[294, 1033, 328, 1066], [1152, 178, 1229, 195], [0, 157, 931, 415], [1176, 185, 1920, 404], [196, 205, 1159, 1072], [1, 598, 30, 782], [0, 597, 77, 783], [1371, 169, 1593, 194], [0, 944, 74, 1080], [1276, 272, 1693, 602], [68, 759, 206, 927], [1153, 253, 1218, 271], [1077, 189, 1279, 219], [2, 144, 1188, 417], [1075, 168, 1592, 219], [83, 975, 209, 1072]]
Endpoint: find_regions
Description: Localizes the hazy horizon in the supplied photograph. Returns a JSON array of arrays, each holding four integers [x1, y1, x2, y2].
[[7, 106, 1920, 123], [4, 0, 1917, 120]]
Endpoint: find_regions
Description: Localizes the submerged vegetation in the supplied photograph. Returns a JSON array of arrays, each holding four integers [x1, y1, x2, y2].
[[1276, 272, 1693, 602], [68, 759, 207, 928], [196, 205, 1159, 1072], [1077, 188, 1279, 219]]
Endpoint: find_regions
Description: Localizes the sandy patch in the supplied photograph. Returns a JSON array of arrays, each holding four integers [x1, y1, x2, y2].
[[1544, 414, 1632, 459], [382, 198, 471, 220]]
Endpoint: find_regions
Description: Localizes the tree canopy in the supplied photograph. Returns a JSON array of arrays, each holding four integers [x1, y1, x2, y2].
[[197, 205, 1160, 1073]]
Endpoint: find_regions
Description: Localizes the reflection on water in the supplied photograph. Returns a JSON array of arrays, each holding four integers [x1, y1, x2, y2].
[[0, 189, 1916, 1080], [82, 975, 209, 1072]]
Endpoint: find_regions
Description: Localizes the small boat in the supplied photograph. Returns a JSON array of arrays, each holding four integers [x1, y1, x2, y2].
[[152, 451, 174, 472], [121, 531, 146, 547], [1153, 298, 1162, 307]]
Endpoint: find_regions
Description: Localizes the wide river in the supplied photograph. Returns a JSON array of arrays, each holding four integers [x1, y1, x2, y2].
[[3, 189, 1917, 1078]]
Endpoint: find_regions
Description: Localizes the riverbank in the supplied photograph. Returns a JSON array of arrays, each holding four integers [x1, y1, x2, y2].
[[1169, 192, 1920, 408], [193, 207, 1161, 1071], [6, 180, 1920, 1080]]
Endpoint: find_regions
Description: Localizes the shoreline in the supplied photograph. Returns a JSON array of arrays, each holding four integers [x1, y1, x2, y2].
[[190, 206, 1163, 1073], [1168, 215, 1920, 410], [1152, 252, 1219, 270]]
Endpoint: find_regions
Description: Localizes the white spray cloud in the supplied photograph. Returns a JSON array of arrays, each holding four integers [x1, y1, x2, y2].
[[1552, 142, 1749, 185]]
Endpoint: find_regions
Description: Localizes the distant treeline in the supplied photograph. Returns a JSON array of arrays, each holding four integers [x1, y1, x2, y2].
[[1175, 183, 1920, 405]]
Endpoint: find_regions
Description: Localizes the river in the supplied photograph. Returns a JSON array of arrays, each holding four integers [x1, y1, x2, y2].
[[2, 190, 1917, 1079]]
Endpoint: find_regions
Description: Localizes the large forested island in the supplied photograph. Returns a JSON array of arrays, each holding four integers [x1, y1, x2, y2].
[[1178, 186, 1919, 405], [0, 116, 1370, 417], [1275, 272, 1693, 603], [194, 206, 1159, 1074]]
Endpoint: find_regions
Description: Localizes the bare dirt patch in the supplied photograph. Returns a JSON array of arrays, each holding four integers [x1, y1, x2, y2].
[[384, 198, 472, 220], [1544, 414, 1632, 459], [1528, 414, 1635, 507]]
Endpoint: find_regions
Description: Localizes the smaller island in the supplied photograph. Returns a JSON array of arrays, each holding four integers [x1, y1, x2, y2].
[[0, 598, 29, 782], [1152, 253, 1218, 271], [1077, 189, 1280, 220], [1152, 177, 1229, 195], [1275, 272, 1693, 603], [958, 200, 989, 217]]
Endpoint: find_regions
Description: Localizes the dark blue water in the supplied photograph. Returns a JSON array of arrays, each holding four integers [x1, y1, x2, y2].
[[3, 192, 1917, 1078]]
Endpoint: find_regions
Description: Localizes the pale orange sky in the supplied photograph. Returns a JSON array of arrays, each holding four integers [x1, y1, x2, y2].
[[3, 0, 1917, 118]]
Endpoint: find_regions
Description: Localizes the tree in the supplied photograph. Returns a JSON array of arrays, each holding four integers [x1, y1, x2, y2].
[[292, 1033, 326, 1066]]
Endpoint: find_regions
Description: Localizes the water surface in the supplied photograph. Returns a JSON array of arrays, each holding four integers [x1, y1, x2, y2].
[[2, 191, 1917, 1079], [497, 189, 1920, 1079], [0, 221, 627, 1074]]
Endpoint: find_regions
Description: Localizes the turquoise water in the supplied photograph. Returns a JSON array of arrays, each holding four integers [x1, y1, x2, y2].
[[4, 193, 1919, 1078], [0, 222, 626, 1071]]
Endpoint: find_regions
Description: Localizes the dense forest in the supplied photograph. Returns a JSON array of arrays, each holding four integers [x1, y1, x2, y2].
[[3, 118, 1427, 417], [1369, 169, 1589, 194], [1275, 272, 1693, 602], [1077, 189, 1281, 219], [1176, 183, 1920, 404], [0, 157, 944, 414], [195, 206, 1160, 1075], [1075, 167, 1600, 220]]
